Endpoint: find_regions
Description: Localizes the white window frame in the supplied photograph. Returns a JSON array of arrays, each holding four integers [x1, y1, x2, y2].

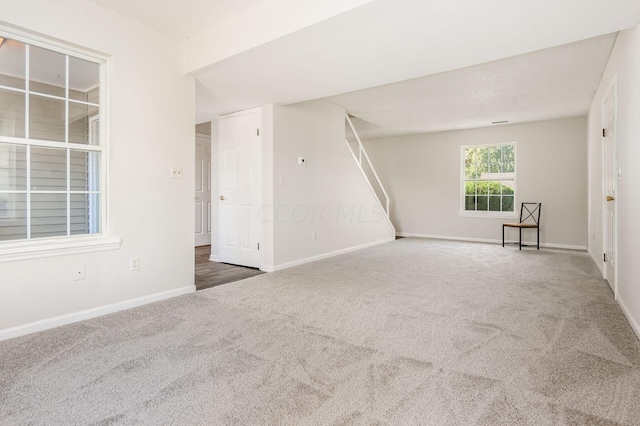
[[0, 27, 119, 262], [459, 142, 518, 219]]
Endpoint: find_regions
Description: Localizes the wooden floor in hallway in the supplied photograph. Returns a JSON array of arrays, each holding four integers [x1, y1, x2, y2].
[[195, 245, 264, 291]]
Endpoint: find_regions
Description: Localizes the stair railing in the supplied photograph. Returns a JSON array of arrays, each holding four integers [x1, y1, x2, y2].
[[344, 114, 391, 219]]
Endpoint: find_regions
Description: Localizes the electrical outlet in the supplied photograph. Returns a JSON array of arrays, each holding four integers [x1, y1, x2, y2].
[[73, 264, 85, 281], [279, 176, 286, 186], [130, 257, 139, 271], [170, 167, 183, 179], [312, 231, 317, 240]]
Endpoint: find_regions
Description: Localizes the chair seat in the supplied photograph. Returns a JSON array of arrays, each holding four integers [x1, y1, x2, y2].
[[503, 222, 538, 228]]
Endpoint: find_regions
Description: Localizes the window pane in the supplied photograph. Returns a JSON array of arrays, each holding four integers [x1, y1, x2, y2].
[[0, 143, 26, 191], [464, 181, 476, 195], [29, 94, 65, 142], [477, 181, 489, 195], [489, 146, 501, 163], [70, 150, 100, 191], [464, 148, 477, 178], [29, 46, 65, 97], [0, 193, 27, 240], [30, 192, 67, 238], [501, 180, 515, 195], [489, 196, 501, 211], [69, 57, 99, 103], [502, 145, 515, 162], [69, 102, 99, 144], [0, 88, 26, 138], [31, 146, 67, 191], [489, 162, 500, 174], [0, 39, 26, 89], [70, 193, 99, 235], [477, 196, 488, 211], [465, 196, 476, 211], [487, 181, 501, 195], [502, 196, 514, 212], [504, 161, 515, 173]]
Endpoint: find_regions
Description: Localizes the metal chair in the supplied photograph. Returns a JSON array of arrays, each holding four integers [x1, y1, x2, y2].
[[502, 203, 541, 250]]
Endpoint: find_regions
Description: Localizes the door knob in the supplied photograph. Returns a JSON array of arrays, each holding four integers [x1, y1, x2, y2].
[[219, 195, 225, 201], [606, 195, 615, 202]]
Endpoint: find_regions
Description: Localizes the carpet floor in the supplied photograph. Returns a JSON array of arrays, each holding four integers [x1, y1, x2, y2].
[[1, 238, 639, 425]]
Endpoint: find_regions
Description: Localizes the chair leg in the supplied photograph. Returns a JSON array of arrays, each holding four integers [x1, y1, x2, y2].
[[519, 227, 522, 250], [537, 227, 540, 250], [502, 226, 505, 247]]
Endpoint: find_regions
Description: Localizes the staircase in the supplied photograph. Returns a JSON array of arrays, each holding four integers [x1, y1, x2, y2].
[[344, 114, 395, 231]]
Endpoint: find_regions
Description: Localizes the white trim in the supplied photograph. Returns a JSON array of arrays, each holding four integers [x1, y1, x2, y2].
[[0, 236, 121, 263], [0, 285, 195, 342], [272, 237, 395, 271], [396, 232, 587, 251], [209, 254, 219, 262], [260, 264, 275, 272], [0, 24, 109, 62], [458, 211, 518, 219], [618, 297, 640, 343]]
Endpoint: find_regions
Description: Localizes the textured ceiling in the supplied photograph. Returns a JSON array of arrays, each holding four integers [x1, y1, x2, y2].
[[327, 33, 617, 139], [88, 0, 268, 39], [192, 0, 639, 124]]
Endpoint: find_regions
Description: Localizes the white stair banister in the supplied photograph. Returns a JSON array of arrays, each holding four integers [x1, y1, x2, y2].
[[344, 114, 391, 220]]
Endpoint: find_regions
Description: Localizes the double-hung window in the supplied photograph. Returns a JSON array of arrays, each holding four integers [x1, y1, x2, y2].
[[0, 33, 106, 247], [462, 143, 516, 215]]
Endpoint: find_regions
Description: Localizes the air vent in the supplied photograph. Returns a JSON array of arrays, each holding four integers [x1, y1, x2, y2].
[[491, 120, 509, 125]]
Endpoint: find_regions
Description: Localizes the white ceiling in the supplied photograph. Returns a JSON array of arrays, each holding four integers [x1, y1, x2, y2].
[[86, 0, 640, 133], [87, 0, 268, 39], [328, 33, 617, 139]]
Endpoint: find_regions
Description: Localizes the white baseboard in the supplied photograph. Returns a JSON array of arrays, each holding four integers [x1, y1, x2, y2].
[[273, 237, 395, 271], [618, 297, 640, 342], [260, 264, 275, 272], [209, 255, 219, 262], [396, 232, 587, 251], [0, 285, 196, 342]]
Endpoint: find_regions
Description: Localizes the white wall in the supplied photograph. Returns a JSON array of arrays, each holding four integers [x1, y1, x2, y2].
[[588, 25, 640, 338], [0, 0, 195, 337], [365, 117, 588, 249], [270, 100, 394, 268]]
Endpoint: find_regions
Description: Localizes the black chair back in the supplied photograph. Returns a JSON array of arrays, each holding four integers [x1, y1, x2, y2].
[[520, 202, 541, 225]]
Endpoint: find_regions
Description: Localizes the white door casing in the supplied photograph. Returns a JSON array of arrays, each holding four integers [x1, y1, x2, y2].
[[602, 78, 617, 297], [195, 134, 212, 247], [218, 108, 262, 268]]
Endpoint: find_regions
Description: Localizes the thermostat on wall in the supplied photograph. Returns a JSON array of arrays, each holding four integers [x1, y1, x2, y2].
[[297, 157, 306, 165]]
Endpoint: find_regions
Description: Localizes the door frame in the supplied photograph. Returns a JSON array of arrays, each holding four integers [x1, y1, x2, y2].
[[601, 75, 618, 299], [217, 106, 263, 269]]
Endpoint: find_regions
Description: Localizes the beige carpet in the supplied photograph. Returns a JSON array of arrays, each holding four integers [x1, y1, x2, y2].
[[1, 238, 639, 425]]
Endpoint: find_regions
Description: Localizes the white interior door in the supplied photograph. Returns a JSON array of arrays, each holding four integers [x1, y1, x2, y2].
[[195, 134, 212, 247], [218, 108, 261, 268], [603, 82, 617, 295]]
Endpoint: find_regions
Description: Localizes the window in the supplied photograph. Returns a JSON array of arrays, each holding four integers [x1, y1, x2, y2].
[[0, 34, 105, 245], [462, 143, 516, 214]]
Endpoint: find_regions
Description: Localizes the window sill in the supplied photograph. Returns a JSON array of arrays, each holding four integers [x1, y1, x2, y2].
[[0, 235, 121, 263], [459, 211, 519, 219]]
